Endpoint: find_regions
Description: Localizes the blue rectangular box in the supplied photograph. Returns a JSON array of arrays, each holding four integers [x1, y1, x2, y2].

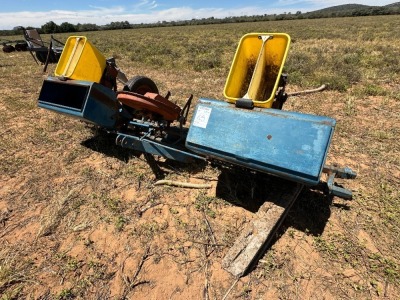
[[186, 99, 336, 186], [38, 77, 120, 129]]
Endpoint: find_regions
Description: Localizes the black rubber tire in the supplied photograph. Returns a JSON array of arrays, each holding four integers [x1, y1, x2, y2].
[[123, 76, 159, 95], [2, 45, 15, 53], [15, 42, 28, 51]]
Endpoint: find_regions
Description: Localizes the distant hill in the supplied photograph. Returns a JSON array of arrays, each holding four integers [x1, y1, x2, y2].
[[303, 2, 400, 18], [313, 4, 373, 13], [385, 2, 400, 7]]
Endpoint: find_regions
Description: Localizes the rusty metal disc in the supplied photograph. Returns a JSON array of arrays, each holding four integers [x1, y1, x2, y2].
[[117, 91, 181, 121]]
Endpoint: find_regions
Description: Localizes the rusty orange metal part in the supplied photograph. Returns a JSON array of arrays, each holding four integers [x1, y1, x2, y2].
[[117, 91, 181, 121]]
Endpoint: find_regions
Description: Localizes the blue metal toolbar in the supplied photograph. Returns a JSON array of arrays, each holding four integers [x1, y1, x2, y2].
[[186, 99, 336, 186]]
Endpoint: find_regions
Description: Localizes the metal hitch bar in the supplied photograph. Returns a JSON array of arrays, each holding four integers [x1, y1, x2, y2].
[[322, 165, 357, 199]]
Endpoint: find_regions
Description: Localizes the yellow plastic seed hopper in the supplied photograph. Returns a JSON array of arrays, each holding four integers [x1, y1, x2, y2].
[[224, 33, 291, 108], [55, 36, 106, 83]]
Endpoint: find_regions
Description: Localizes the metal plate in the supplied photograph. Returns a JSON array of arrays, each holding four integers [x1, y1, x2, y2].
[[186, 99, 336, 186]]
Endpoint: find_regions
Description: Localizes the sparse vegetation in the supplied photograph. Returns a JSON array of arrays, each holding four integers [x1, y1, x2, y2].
[[0, 15, 399, 299]]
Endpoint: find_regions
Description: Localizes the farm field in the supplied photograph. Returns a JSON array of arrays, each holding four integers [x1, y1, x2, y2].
[[0, 15, 399, 299]]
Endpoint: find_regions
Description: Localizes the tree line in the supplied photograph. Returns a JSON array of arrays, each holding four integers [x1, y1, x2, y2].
[[1, 4, 399, 36]]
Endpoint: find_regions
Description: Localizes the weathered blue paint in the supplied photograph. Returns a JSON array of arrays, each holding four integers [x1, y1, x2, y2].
[[38, 77, 120, 129], [186, 99, 336, 186]]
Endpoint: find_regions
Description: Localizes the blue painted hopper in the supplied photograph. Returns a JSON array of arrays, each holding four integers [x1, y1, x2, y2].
[[38, 77, 121, 129], [186, 99, 336, 186]]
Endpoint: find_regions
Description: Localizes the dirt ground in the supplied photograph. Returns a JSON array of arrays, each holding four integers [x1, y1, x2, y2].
[[1, 26, 399, 299]]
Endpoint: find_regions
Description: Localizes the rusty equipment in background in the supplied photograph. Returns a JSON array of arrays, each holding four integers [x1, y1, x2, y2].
[[37, 34, 356, 277]]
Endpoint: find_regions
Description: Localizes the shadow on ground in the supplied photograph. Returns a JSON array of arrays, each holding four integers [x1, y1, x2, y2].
[[81, 131, 138, 162], [81, 132, 349, 239], [215, 166, 351, 238]]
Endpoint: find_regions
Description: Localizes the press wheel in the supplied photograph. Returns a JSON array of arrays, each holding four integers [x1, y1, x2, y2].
[[123, 76, 159, 95]]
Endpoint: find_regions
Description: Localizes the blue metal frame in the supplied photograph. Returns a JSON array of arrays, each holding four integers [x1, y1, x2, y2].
[[36, 78, 356, 198], [115, 132, 205, 163]]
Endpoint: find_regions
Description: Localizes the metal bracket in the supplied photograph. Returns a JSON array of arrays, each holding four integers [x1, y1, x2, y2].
[[322, 165, 357, 199], [179, 94, 193, 125], [235, 98, 254, 109], [272, 73, 288, 109], [115, 133, 206, 163]]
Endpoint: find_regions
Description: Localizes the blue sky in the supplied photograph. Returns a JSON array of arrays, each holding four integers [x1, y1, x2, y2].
[[0, 0, 396, 29]]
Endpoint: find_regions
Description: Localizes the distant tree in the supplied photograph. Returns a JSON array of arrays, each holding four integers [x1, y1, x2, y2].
[[123, 21, 131, 29], [103, 21, 131, 30], [76, 23, 99, 32], [41, 21, 59, 33], [59, 22, 76, 33]]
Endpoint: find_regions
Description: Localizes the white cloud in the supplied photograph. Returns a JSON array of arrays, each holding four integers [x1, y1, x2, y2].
[[134, 0, 159, 10], [87, 5, 125, 13]]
